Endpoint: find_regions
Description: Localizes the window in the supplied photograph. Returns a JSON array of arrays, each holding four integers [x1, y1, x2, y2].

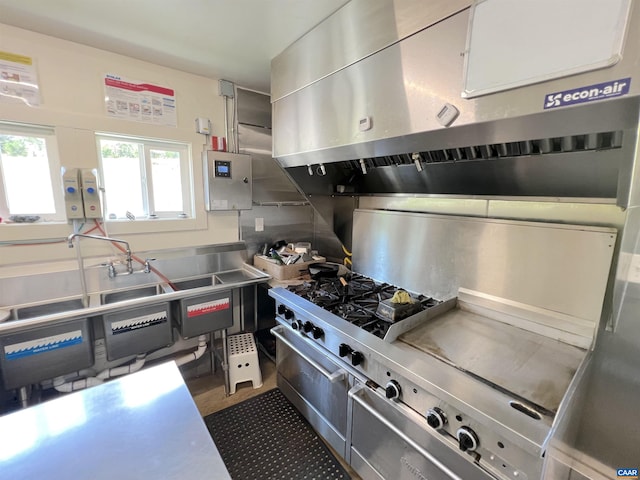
[[97, 135, 192, 220], [0, 123, 64, 222]]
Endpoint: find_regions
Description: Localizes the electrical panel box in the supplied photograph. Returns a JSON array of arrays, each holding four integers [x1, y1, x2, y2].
[[195, 117, 211, 134], [203, 151, 252, 210], [81, 169, 102, 219], [61, 167, 84, 220]]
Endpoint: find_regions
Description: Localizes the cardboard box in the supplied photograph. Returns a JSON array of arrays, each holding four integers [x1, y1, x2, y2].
[[253, 254, 325, 281]]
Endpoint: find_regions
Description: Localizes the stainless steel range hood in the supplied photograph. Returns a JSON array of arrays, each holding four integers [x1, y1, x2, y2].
[[271, 0, 640, 204]]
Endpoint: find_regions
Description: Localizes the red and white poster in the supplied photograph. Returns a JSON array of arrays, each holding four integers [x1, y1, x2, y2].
[[104, 73, 176, 127]]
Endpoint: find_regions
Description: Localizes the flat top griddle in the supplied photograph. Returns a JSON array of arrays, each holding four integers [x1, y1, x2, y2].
[[398, 306, 587, 415]]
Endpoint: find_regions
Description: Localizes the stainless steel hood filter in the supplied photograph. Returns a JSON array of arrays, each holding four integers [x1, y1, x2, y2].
[[285, 128, 627, 199]]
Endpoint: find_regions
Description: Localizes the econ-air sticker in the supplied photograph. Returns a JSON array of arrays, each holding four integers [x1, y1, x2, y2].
[[544, 77, 631, 109]]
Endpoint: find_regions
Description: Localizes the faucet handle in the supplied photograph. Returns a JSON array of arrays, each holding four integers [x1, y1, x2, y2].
[[144, 258, 156, 273], [100, 261, 117, 278]]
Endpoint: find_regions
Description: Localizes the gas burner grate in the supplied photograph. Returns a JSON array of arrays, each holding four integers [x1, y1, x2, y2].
[[360, 320, 391, 338], [287, 273, 441, 339], [333, 302, 375, 321]]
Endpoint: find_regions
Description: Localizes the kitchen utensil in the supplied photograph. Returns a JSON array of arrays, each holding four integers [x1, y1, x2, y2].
[[309, 263, 339, 280]]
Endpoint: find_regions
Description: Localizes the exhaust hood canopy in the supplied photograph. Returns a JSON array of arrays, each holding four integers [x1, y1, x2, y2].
[[270, 1, 640, 202]]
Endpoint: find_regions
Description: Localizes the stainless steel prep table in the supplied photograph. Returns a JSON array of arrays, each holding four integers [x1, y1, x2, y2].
[[0, 361, 231, 480]]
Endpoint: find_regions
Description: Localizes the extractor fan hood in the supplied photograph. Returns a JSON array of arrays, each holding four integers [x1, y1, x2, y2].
[[270, 0, 640, 202]]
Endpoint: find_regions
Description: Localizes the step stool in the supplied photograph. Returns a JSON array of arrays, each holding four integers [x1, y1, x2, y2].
[[227, 333, 263, 394]]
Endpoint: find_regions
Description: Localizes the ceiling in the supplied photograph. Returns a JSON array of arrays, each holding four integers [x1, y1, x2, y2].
[[0, 0, 350, 94]]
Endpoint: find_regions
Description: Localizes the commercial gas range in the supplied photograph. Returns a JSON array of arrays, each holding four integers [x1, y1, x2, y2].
[[269, 210, 616, 480], [270, 274, 560, 480]]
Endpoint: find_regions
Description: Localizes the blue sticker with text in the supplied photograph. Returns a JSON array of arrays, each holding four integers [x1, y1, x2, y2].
[[5, 335, 83, 360], [617, 468, 638, 478], [544, 77, 631, 109]]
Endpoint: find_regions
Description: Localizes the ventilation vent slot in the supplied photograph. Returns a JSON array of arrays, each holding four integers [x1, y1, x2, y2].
[[348, 130, 623, 172]]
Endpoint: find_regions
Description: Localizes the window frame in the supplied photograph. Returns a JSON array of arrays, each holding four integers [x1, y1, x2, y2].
[[97, 133, 193, 221], [0, 122, 66, 222]]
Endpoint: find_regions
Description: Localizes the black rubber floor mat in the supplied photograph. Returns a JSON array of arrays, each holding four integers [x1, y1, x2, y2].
[[204, 388, 351, 480]]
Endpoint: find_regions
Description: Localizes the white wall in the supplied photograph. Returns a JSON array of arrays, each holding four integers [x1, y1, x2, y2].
[[0, 23, 239, 268]]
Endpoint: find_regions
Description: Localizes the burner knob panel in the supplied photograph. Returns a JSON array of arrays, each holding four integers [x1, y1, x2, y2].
[[456, 427, 479, 452], [385, 380, 401, 400], [303, 321, 313, 333], [426, 407, 447, 430], [284, 309, 294, 320], [312, 326, 324, 339], [339, 343, 353, 358], [351, 351, 364, 366], [277, 304, 286, 315]]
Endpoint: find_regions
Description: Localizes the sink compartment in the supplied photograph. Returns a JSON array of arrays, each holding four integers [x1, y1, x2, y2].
[[173, 290, 233, 338], [102, 302, 173, 360], [101, 285, 163, 305], [0, 318, 93, 389], [15, 299, 85, 319], [172, 276, 220, 290], [215, 270, 255, 284]]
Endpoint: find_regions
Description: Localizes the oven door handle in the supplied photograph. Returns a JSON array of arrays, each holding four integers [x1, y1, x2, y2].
[[270, 326, 346, 383], [348, 384, 464, 480]]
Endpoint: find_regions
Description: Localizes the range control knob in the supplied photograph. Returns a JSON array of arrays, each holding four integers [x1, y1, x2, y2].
[[284, 309, 294, 320], [351, 351, 364, 367], [312, 326, 324, 339], [385, 380, 401, 400], [303, 321, 313, 333], [339, 343, 353, 358], [277, 304, 286, 315], [291, 320, 303, 330], [426, 407, 447, 430], [456, 427, 479, 452]]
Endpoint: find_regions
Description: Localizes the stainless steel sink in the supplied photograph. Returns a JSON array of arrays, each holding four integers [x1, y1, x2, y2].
[[14, 299, 86, 320], [171, 275, 221, 290], [215, 269, 259, 284], [100, 285, 164, 304], [2, 265, 270, 324]]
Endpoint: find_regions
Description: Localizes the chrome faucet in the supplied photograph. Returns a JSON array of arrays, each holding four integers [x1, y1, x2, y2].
[[67, 233, 133, 276]]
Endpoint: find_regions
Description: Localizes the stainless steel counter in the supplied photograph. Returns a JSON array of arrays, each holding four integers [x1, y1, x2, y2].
[[544, 333, 640, 479], [0, 361, 231, 480]]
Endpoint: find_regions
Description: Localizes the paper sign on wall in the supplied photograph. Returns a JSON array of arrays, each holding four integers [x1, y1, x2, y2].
[[104, 73, 177, 127], [0, 50, 40, 106]]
